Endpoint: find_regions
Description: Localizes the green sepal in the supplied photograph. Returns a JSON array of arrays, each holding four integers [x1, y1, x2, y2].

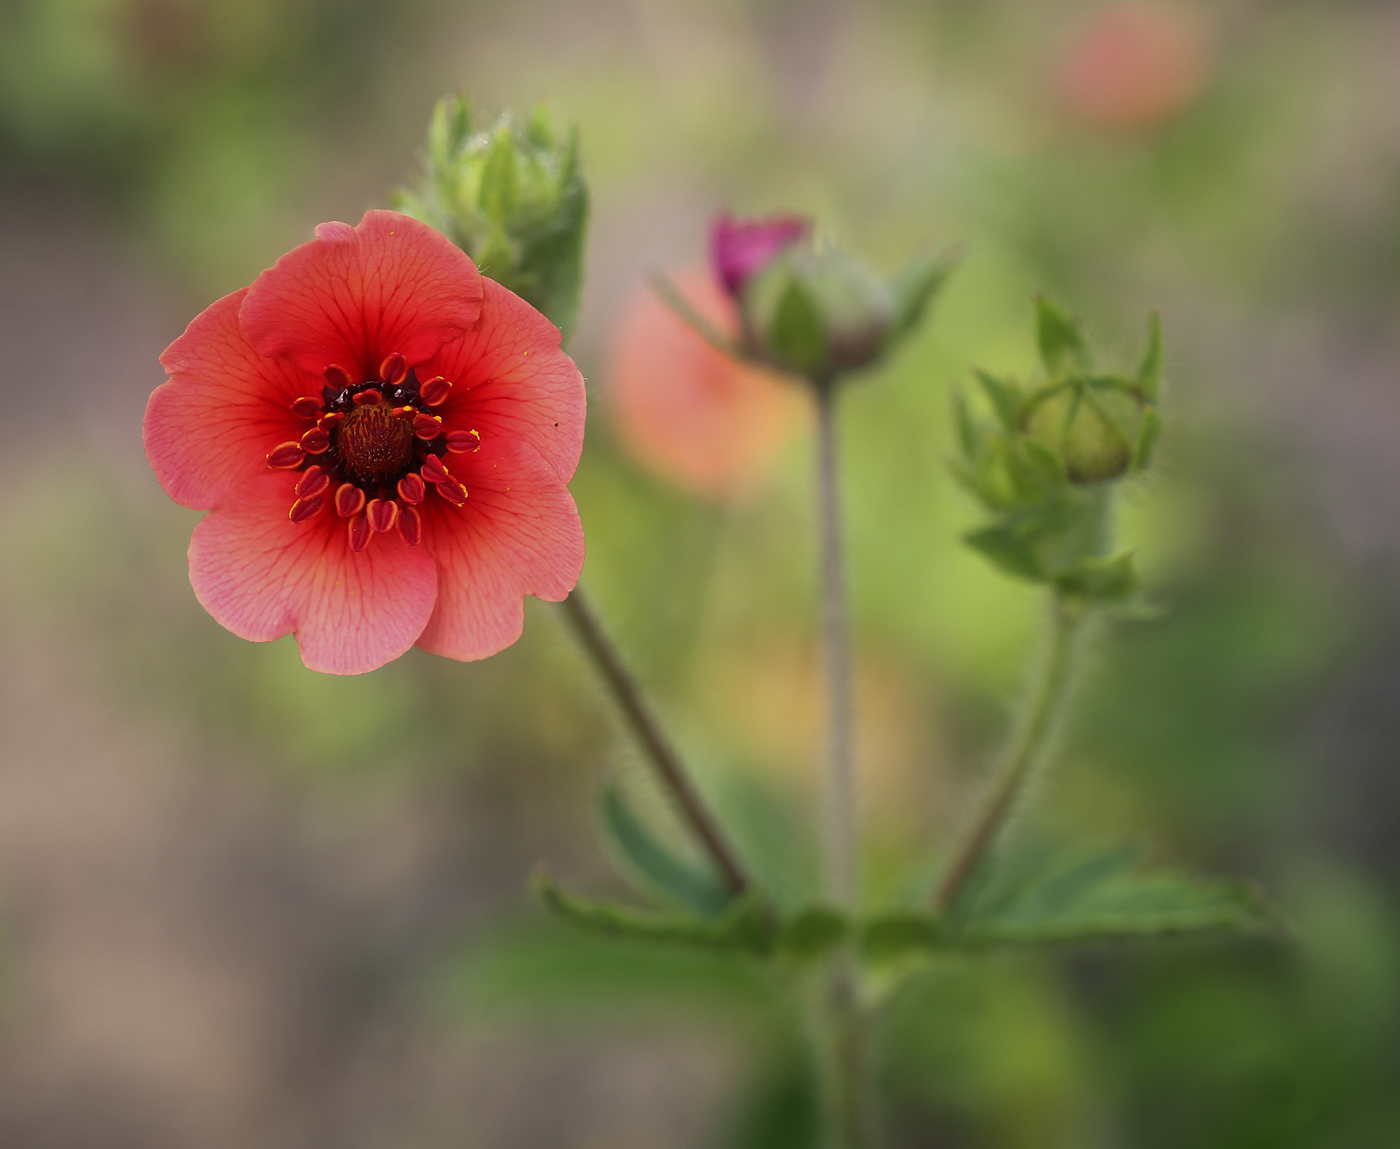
[[533, 871, 777, 955], [1137, 311, 1163, 401], [962, 496, 1085, 582], [860, 911, 941, 962], [1053, 551, 1137, 602], [765, 276, 830, 376], [597, 782, 735, 918], [941, 842, 1280, 947], [1035, 295, 1092, 377], [953, 392, 981, 460], [972, 368, 1023, 431], [776, 906, 849, 962], [883, 249, 959, 352], [1132, 406, 1164, 471]]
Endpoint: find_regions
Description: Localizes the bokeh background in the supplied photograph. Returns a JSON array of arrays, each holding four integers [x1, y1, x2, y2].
[[1, 0, 1398, 1145]]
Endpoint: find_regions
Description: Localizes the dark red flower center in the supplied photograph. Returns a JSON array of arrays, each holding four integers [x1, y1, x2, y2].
[[264, 352, 481, 553]]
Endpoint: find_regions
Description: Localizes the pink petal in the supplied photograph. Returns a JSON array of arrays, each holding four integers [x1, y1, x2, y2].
[[423, 277, 585, 484], [147, 289, 307, 509], [240, 210, 484, 380], [416, 439, 584, 662], [190, 473, 438, 674], [710, 211, 810, 297]]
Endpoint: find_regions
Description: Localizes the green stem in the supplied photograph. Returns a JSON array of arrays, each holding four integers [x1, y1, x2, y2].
[[933, 593, 1088, 913], [814, 383, 857, 910], [559, 587, 750, 896], [811, 382, 875, 1148]]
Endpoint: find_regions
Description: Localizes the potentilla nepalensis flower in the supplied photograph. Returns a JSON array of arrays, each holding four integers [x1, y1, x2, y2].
[[710, 211, 810, 298], [144, 210, 585, 674], [609, 270, 801, 499]]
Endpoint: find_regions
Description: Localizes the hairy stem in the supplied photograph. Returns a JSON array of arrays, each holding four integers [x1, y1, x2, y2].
[[933, 593, 1087, 912], [811, 383, 875, 1148], [560, 587, 750, 895], [815, 384, 857, 909]]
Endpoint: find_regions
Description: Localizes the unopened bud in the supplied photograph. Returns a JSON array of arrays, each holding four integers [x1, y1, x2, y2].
[[395, 96, 588, 340], [710, 212, 810, 298]]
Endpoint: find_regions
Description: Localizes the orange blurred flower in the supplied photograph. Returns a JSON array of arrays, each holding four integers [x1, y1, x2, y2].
[[608, 269, 804, 500], [1057, 3, 1212, 134]]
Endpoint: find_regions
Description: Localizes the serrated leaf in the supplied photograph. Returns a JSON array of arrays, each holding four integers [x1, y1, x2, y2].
[[766, 277, 830, 375], [533, 871, 777, 955], [1035, 295, 1092, 376], [860, 912, 941, 962], [943, 842, 1279, 946], [1137, 311, 1163, 401], [973, 368, 1023, 430], [598, 782, 734, 918], [777, 906, 849, 961], [884, 249, 959, 350]]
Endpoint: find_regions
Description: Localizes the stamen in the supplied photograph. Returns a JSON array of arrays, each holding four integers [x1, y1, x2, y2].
[[419, 376, 452, 406], [318, 411, 345, 430], [295, 466, 330, 499], [267, 442, 305, 469], [379, 353, 407, 385], [390, 406, 415, 418], [334, 482, 366, 518], [435, 477, 469, 506], [291, 396, 322, 419], [398, 504, 423, 547], [397, 473, 426, 504], [289, 496, 325, 524], [323, 364, 352, 390], [366, 498, 399, 533], [413, 413, 443, 440], [352, 389, 382, 406], [420, 454, 451, 485], [445, 429, 480, 453], [347, 511, 373, 552], [300, 427, 331, 454]]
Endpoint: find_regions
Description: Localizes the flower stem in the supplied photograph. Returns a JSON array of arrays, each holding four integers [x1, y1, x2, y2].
[[811, 382, 875, 1149], [814, 383, 857, 910], [932, 592, 1088, 913], [559, 586, 750, 896]]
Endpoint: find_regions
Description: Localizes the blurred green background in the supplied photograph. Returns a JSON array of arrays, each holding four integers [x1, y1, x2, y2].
[[1, 0, 1397, 1145]]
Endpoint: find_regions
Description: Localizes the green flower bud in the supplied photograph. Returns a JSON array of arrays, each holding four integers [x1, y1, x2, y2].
[[394, 96, 588, 341], [1020, 376, 1153, 484], [745, 244, 893, 379]]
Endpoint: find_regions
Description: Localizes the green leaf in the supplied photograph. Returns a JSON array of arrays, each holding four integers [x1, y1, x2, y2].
[[777, 906, 848, 961], [1137, 311, 1163, 401], [533, 871, 777, 955], [860, 912, 941, 962], [1034, 295, 1092, 376], [765, 276, 830, 375], [597, 782, 734, 918], [952, 392, 981, 461], [973, 368, 1023, 431], [964, 521, 1050, 582], [943, 842, 1279, 946], [1054, 551, 1137, 602], [884, 249, 959, 350]]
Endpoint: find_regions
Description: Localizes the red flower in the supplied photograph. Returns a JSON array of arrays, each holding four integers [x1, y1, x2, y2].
[[1057, 3, 1211, 134], [609, 270, 802, 500], [144, 210, 585, 674]]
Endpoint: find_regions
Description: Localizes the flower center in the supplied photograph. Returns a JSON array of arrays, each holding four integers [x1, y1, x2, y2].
[[335, 402, 417, 483], [263, 353, 482, 553]]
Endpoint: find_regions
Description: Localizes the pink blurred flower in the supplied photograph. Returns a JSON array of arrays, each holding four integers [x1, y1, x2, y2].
[[1057, 3, 1211, 133], [710, 211, 810, 297], [145, 210, 585, 674], [609, 269, 803, 500]]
